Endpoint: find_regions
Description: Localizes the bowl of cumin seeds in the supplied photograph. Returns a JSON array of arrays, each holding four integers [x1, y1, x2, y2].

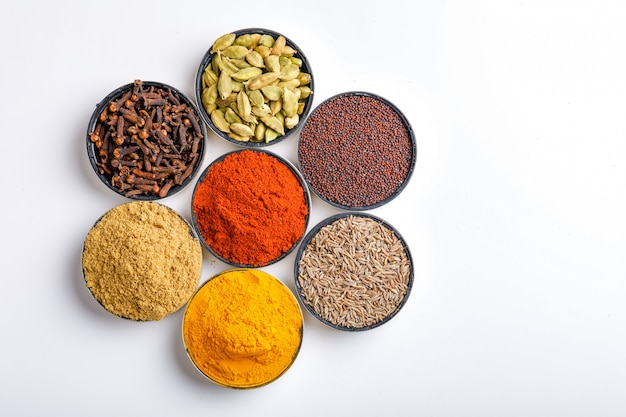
[[294, 212, 413, 331]]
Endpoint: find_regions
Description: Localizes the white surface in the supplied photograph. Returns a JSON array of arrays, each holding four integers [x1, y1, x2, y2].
[[1, 1, 625, 416]]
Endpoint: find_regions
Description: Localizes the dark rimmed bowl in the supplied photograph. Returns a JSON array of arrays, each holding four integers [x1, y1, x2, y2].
[[294, 212, 414, 331], [81, 200, 203, 321], [195, 28, 315, 147], [86, 80, 206, 200], [297, 91, 416, 210], [190, 148, 311, 268], [182, 268, 304, 389]]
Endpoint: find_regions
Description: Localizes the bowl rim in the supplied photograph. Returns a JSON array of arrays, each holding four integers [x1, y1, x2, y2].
[[86, 80, 207, 200], [190, 148, 312, 268], [194, 27, 315, 148], [181, 267, 304, 389], [81, 200, 202, 321], [293, 211, 414, 331], [296, 90, 417, 210]]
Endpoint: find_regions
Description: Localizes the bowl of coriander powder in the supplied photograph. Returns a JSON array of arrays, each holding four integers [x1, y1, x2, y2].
[[81, 201, 203, 321]]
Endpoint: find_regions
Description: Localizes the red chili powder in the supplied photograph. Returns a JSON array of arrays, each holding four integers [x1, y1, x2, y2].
[[192, 150, 309, 267]]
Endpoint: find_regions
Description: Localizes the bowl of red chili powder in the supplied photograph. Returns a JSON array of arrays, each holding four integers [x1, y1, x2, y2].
[[195, 28, 315, 147], [191, 149, 311, 268], [86, 79, 206, 200], [297, 91, 416, 210]]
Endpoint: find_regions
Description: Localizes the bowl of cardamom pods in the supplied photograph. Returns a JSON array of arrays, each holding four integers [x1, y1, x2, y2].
[[195, 28, 314, 146]]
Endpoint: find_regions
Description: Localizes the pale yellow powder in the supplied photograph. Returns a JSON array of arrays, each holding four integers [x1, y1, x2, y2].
[[82, 201, 203, 321]]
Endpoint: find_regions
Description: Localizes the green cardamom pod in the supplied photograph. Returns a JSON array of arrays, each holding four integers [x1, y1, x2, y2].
[[218, 56, 241, 75], [216, 92, 237, 109], [281, 45, 297, 57], [245, 50, 265, 68], [230, 58, 251, 69], [282, 87, 298, 118], [258, 34, 275, 48], [264, 55, 281, 73], [231, 66, 263, 82], [229, 122, 254, 138], [298, 86, 312, 99], [247, 89, 265, 107], [289, 56, 303, 67], [255, 122, 266, 141], [247, 72, 280, 90], [271, 35, 286, 55], [222, 45, 249, 60], [297, 72, 311, 86], [211, 33, 236, 53], [236, 91, 252, 119], [212, 53, 222, 73], [284, 114, 299, 129], [260, 115, 285, 136], [254, 45, 271, 58], [224, 107, 243, 124], [248, 33, 261, 48], [210, 109, 231, 133], [252, 103, 272, 117], [279, 63, 300, 81], [217, 70, 233, 100], [228, 132, 250, 142], [202, 68, 219, 87], [269, 99, 282, 116], [201, 84, 218, 108], [261, 85, 283, 101], [278, 56, 291, 67], [278, 79, 300, 91], [231, 80, 244, 92], [234, 33, 254, 48], [264, 127, 280, 142]]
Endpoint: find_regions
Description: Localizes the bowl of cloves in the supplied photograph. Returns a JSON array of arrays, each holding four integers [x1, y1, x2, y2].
[[195, 28, 314, 147], [86, 79, 206, 200]]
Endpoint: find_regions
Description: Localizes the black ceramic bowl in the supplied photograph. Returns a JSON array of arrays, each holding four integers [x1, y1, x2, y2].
[[190, 148, 311, 268], [297, 91, 416, 210], [86, 80, 206, 200], [294, 212, 414, 331], [195, 28, 315, 147]]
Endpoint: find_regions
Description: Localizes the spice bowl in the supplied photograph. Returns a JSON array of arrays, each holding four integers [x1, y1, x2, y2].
[[182, 268, 304, 389], [81, 201, 203, 321], [297, 91, 416, 210], [195, 28, 315, 147], [294, 212, 414, 331], [86, 79, 207, 200], [191, 149, 311, 268]]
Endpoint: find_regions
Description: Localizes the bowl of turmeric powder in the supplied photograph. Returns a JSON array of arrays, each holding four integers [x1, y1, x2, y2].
[[190, 149, 311, 268], [182, 268, 304, 389], [195, 28, 314, 146]]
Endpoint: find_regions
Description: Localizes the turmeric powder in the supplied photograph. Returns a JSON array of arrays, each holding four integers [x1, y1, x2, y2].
[[182, 269, 303, 388]]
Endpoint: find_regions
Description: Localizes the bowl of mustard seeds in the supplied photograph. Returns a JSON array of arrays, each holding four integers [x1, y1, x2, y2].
[[297, 91, 416, 210]]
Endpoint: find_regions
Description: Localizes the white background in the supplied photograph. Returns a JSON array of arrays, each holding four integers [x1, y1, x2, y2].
[[1, 1, 625, 416]]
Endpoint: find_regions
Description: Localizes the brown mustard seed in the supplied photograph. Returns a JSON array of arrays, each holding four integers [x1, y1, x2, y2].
[[82, 201, 203, 321]]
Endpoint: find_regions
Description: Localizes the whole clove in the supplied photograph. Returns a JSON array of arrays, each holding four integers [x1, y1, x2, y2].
[[90, 80, 204, 198]]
